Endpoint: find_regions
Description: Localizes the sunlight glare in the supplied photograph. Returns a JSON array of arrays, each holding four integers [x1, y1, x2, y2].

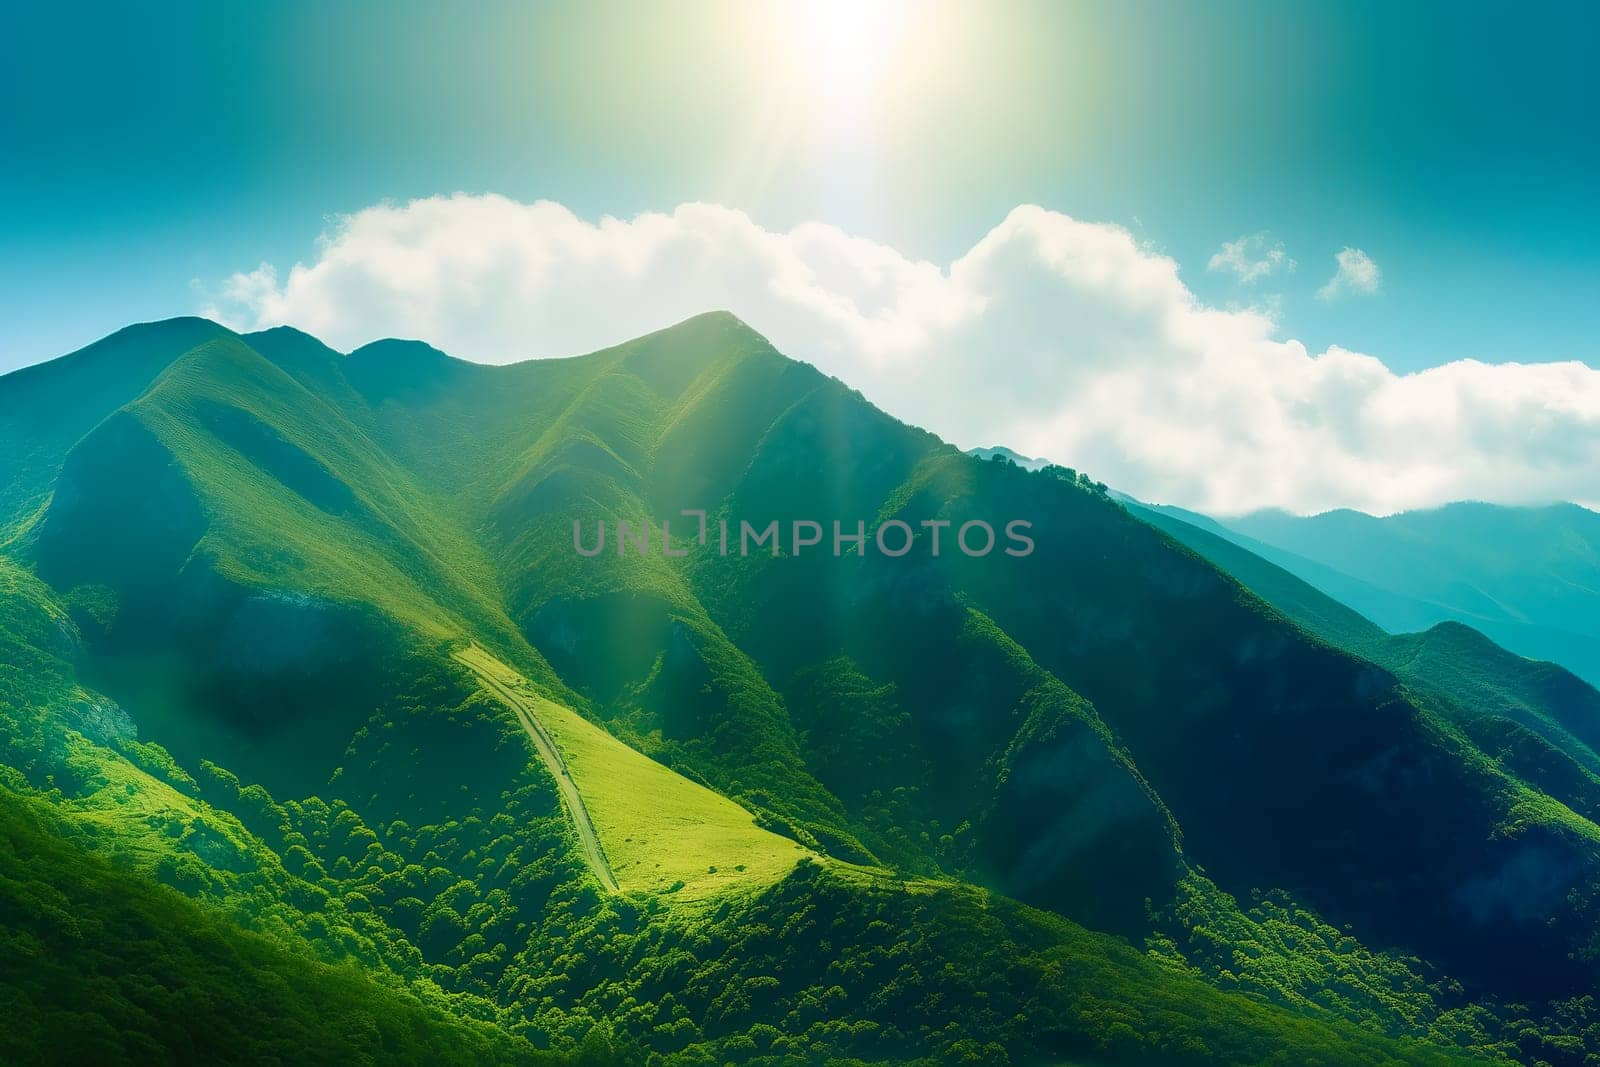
[[783, 0, 909, 108]]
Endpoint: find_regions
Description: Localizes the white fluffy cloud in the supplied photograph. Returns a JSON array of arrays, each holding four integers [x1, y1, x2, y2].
[[1207, 232, 1295, 284], [1317, 247, 1381, 300], [206, 195, 1600, 515]]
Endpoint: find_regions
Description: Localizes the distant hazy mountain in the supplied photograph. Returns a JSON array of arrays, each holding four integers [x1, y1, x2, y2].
[[7, 312, 1600, 1062], [965, 444, 1048, 470], [1163, 502, 1600, 688]]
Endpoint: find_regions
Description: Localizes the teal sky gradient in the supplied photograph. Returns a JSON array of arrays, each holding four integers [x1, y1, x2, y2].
[[2, 0, 1596, 373]]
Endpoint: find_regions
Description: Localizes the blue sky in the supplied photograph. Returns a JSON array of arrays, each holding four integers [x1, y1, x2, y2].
[[3, 0, 1596, 375]]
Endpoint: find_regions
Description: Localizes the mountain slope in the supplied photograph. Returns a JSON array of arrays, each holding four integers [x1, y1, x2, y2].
[[0, 546, 1468, 1064], [1202, 503, 1600, 688], [1132, 499, 1600, 844], [454, 644, 807, 900], [7, 313, 1600, 1061], [0, 317, 229, 546], [261, 310, 1600, 996]]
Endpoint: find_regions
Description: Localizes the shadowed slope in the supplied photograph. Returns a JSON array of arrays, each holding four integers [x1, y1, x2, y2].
[[1134, 497, 1600, 833]]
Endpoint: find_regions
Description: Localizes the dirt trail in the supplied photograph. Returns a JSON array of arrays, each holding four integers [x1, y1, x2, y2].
[[453, 647, 619, 892]]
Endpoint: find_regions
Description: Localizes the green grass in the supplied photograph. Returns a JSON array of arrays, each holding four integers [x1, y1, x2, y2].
[[455, 644, 807, 901]]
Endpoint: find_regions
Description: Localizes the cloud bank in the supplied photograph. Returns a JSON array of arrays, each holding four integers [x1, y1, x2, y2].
[[207, 195, 1600, 515]]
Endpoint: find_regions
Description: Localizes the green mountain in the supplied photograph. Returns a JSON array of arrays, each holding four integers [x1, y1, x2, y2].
[[5, 313, 1600, 1062], [1134, 499, 1600, 791], [1176, 502, 1600, 689]]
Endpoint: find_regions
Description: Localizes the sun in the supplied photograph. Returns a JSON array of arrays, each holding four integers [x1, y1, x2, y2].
[[777, 0, 910, 108]]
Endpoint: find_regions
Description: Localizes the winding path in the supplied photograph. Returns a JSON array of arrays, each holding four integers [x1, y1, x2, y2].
[[454, 648, 619, 892]]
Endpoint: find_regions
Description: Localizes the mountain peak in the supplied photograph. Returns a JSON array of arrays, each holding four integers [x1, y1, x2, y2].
[[242, 325, 344, 374], [340, 337, 472, 399], [571, 310, 787, 400], [620, 309, 777, 358], [245, 324, 327, 347], [675, 307, 759, 332], [347, 337, 456, 363], [4, 316, 228, 386]]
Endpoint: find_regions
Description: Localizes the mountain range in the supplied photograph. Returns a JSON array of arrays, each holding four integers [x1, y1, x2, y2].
[[1149, 503, 1600, 690], [4, 312, 1600, 1064]]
